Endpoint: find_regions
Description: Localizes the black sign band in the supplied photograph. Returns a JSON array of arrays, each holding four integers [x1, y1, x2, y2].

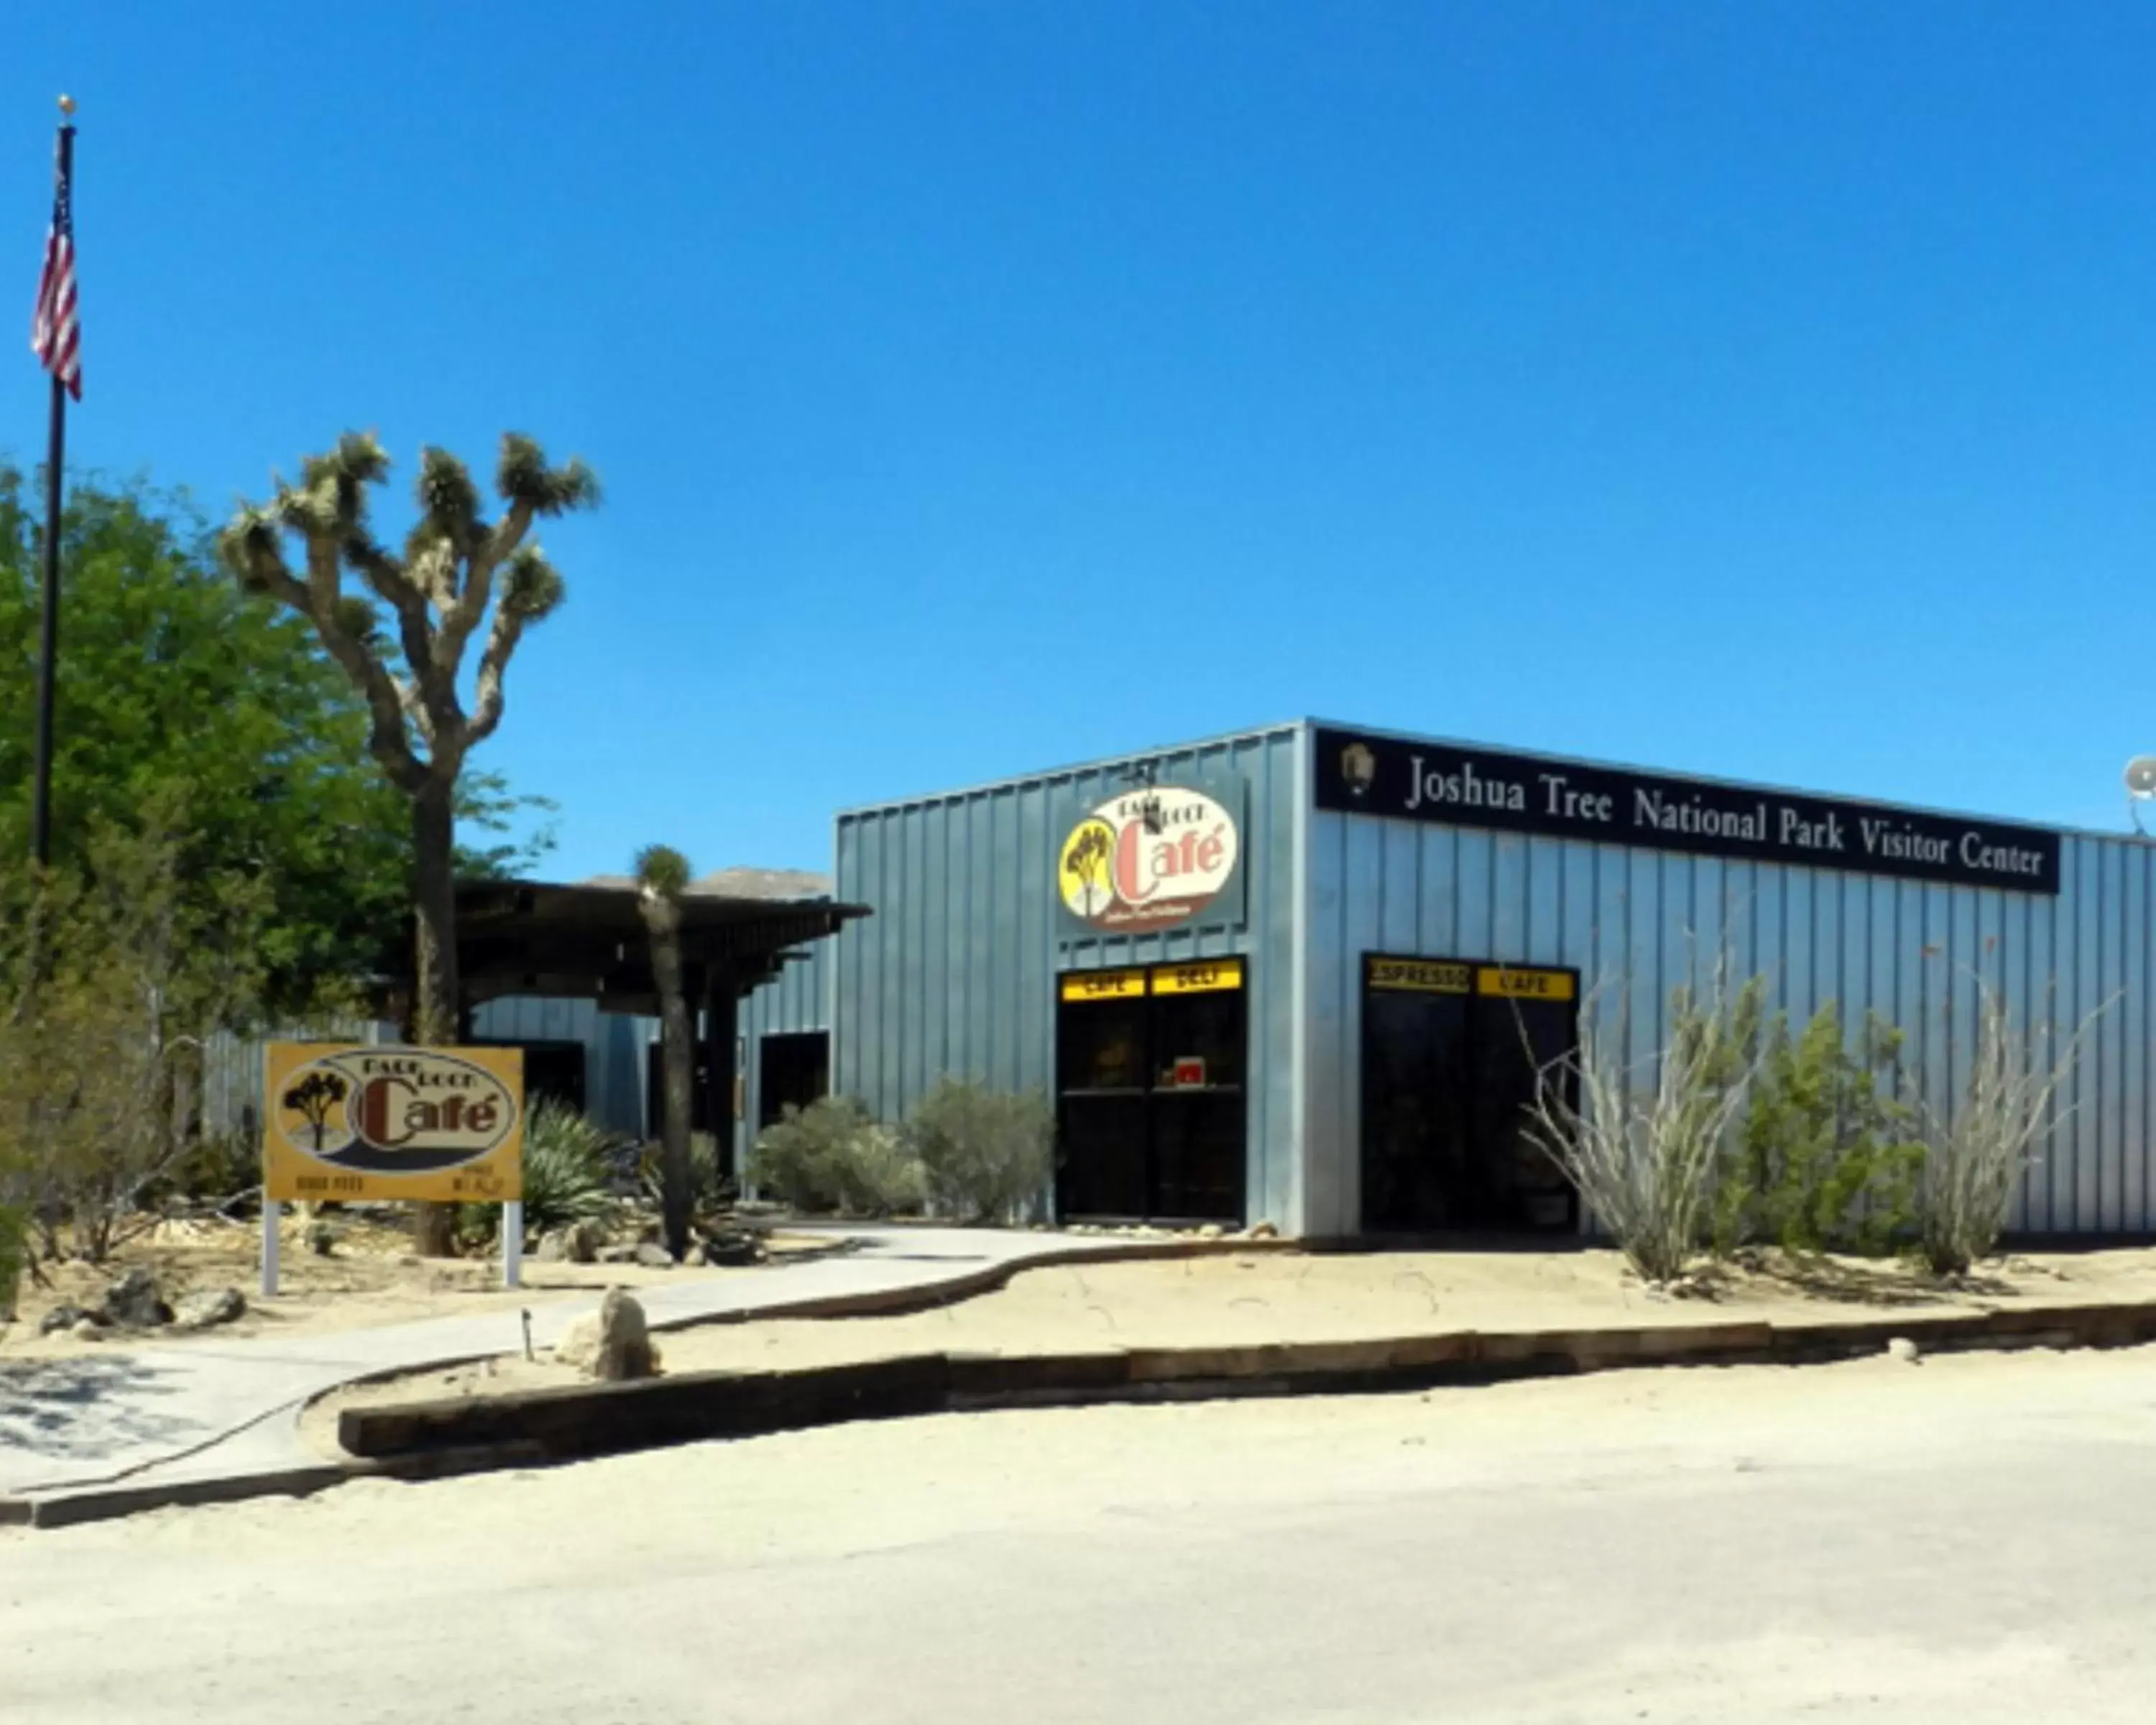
[[1315, 729, 2061, 896]]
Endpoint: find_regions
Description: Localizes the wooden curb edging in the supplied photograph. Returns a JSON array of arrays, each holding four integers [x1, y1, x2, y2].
[[335, 1296, 2156, 1468], [14, 1261, 2156, 1530]]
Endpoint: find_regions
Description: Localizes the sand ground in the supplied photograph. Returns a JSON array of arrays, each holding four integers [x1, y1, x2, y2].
[[303, 1242, 2156, 1449], [13, 1343, 2156, 1723], [0, 1213, 833, 1361]]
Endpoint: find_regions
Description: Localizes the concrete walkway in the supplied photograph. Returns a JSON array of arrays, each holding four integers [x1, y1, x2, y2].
[[0, 1226, 1129, 1520]]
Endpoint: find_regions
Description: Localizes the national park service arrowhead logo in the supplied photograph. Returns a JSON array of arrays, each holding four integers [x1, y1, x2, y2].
[[1340, 741, 1377, 798]]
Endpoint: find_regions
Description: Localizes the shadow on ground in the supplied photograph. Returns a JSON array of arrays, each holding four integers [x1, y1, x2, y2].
[[0, 1353, 203, 1467], [1681, 1254, 2019, 1308]]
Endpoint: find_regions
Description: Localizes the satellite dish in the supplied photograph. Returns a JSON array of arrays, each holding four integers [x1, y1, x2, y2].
[[2126, 757, 2156, 834]]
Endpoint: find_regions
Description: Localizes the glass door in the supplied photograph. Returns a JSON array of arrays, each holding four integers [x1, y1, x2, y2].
[[1359, 956, 1579, 1236], [1056, 960, 1247, 1224]]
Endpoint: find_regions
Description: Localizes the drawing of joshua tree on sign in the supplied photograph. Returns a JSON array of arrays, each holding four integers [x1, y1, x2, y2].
[[1062, 819, 1115, 918], [282, 1070, 349, 1152]]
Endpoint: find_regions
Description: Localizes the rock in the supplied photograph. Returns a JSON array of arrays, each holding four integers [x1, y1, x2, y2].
[[100, 1267, 172, 1329], [70, 1318, 102, 1342], [1245, 1220, 1279, 1241], [1197, 1223, 1225, 1240], [534, 1221, 604, 1264], [597, 1243, 642, 1265], [40, 1303, 98, 1336], [564, 1221, 603, 1263], [695, 1230, 761, 1268], [172, 1287, 247, 1330], [553, 1288, 660, 1381], [632, 1242, 676, 1269], [1886, 1336, 1922, 1364]]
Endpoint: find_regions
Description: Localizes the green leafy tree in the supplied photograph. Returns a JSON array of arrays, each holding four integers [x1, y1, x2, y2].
[[0, 469, 409, 1013], [1710, 1003, 1923, 1260], [219, 433, 596, 1254], [635, 844, 696, 1259]]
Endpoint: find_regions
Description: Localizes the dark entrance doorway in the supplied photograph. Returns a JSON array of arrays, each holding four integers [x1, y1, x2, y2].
[[757, 1031, 830, 1130], [471, 1038, 586, 1117], [1360, 955, 1579, 1236], [1056, 957, 1246, 1225]]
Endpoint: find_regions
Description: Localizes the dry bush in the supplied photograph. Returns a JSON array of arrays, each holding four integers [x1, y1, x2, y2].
[[906, 1078, 1055, 1223], [1521, 966, 1764, 1285], [1919, 978, 2106, 1277]]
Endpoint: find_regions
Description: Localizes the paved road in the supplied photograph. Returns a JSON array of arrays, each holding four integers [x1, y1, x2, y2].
[[0, 1226, 1121, 1509], [6, 1341, 2155, 1722]]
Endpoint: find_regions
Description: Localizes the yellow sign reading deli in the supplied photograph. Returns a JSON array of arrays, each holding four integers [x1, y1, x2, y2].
[[263, 1044, 524, 1204]]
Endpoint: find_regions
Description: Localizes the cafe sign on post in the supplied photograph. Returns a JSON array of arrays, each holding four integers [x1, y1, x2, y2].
[[262, 1042, 527, 1297], [263, 1043, 525, 1203]]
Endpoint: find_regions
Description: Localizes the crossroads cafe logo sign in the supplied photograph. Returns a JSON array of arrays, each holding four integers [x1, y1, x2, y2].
[[1059, 786, 1240, 934], [275, 1047, 520, 1174]]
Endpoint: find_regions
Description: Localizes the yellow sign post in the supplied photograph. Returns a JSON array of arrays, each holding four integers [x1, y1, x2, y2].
[[261, 1043, 525, 1294]]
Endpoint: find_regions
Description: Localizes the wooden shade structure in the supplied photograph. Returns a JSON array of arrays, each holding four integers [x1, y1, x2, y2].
[[374, 868, 866, 1178]]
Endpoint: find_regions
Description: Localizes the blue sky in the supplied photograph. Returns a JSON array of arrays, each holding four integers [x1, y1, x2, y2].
[[7, 4, 2156, 879]]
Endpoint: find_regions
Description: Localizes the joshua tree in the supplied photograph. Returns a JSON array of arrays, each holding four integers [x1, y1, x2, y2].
[[1063, 820, 1112, 912], [221, 432, 597, 1252], [282, 1070, 348, 1152], [635, 845, 696, 1259]]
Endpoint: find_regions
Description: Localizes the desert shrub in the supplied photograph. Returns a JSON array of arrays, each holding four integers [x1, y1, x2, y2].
[[1710, 1004, 1924, 1259], [459, 1098, 619, 1246], [1523, 970, 1764, 1285], [906, 1078, 1054, 1223], [637, 1129, 724, 1215], [1920, 980, 2104, 1277], [750, 1098, 924, 1217], [177, 1128, 261, 1205], [1, 818, 274, 1262]]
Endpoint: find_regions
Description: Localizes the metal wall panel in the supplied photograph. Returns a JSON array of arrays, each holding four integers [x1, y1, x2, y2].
[[469, 996, 653, 1138], [1304, 759, 2156, 1239], [831, 723, 1306, 1226]]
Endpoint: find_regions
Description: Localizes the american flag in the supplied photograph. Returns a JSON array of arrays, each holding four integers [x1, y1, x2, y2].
[[31, 131, 79, 401]]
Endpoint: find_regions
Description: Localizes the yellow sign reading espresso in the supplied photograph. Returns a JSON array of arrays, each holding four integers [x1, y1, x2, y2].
[[1368, 957, 1575, 1003], [263, 1043, 524, 1204], [1368, 957, 1473, 995]]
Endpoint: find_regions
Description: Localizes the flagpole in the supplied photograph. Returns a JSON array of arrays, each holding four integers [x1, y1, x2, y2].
[[29, 104, 73, 870]]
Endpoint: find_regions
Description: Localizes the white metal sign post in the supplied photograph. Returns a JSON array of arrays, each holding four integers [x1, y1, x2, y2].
[[260, 1197, 280, 1298], [258, 1041, 527, 1302]]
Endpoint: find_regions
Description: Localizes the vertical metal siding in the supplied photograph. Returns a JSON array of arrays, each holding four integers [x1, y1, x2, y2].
[[831, 724, 1305, 1226], [469, 996, 655, 1138], [1303, 789, 2156, 1240]]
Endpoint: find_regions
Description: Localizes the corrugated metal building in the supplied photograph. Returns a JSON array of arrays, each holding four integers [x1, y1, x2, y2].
[[774, 717, 2146, 1240]]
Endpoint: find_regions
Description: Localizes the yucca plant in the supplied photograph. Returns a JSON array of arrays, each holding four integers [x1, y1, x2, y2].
[[459, 1097, 619, 1246], [638, 1130, 722, 1217]]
